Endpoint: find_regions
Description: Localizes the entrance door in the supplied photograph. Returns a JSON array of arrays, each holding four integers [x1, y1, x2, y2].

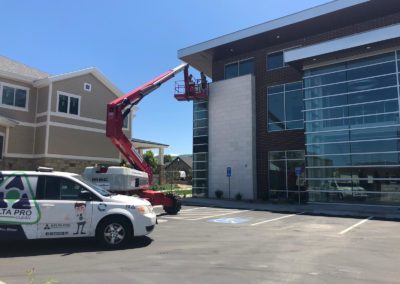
[[36, 176, 93, 238]]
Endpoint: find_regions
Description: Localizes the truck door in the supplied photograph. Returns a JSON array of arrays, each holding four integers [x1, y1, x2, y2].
[[36, 176, 93, 238], [0, 174, 41, 240]]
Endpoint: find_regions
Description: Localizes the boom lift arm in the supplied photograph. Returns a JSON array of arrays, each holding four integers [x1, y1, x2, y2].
[[106, 63, 208, 186], [106, 63, 186, 185], [105, 63, 208, 214]]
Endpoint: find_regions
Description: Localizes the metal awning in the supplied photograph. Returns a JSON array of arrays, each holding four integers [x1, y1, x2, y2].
[[284, 23, 400, 64]]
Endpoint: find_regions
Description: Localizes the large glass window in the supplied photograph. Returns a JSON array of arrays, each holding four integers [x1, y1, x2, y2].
[[192, 100, 208, 197], [224, 58, 254, 79], [304, 50, 400, 205], [267, 51, 285, 70], [269, 150, 305, 201], [268, 81, 303, 131], [0, 135, 3, 160], [1, 84, 28, 109]]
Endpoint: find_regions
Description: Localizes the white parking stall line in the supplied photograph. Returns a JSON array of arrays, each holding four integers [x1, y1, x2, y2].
[[187, 210, 249, 221], [339, 216, 373, 235], [179, 207, 204, 212], [250, 212, 304, 226]]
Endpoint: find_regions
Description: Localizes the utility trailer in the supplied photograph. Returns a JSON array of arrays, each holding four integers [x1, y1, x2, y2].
[[85, 64, 208, 214]]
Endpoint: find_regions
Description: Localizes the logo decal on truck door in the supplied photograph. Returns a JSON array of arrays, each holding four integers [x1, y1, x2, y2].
[[0, 173, 41, 225], [74, 202, 87, 235]]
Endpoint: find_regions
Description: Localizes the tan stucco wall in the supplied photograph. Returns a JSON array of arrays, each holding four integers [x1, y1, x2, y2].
[[0, 126, 5, 134], [48, 125, 119, 159], [0, 76, 37, 123], [34, 126, 46, 154], [7, 125, 34, 154], [36, 86, 49, 114]]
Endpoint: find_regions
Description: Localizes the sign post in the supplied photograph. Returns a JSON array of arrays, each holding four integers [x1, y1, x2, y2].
[[227, 167, 232, 199], [295, 167, 302, 204]]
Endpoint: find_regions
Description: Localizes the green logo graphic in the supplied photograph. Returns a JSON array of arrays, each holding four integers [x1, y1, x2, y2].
[[0, 172, 41, 225]]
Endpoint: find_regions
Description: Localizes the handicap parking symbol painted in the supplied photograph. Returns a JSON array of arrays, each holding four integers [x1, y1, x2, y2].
[[208, 217, 249, 224]]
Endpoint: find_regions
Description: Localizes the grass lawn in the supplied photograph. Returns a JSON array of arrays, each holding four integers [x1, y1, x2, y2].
[[152, 184, 192, 198]]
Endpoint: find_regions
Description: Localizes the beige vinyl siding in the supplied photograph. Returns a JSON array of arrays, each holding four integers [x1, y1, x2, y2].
[[50, 115, 105, 130], [48, 126, 119, 158], [36, 115, 47, 124], [51, 74, 119, 122], [36, 86, 49, 114], [7, 125, 34, 154], [34, 126, 46, 154], [0, 77, 37, 123]]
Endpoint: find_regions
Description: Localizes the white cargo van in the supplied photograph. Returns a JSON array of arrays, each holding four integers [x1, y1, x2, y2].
[[0, 168, 156, 248]]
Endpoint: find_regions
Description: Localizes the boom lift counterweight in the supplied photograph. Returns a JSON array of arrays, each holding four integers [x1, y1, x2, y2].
[[103, 63, 208, 214]]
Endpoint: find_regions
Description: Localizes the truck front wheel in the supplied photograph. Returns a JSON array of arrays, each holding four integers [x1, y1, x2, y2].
[[96, 216, 132, 248], [163, 193, 181, 215]]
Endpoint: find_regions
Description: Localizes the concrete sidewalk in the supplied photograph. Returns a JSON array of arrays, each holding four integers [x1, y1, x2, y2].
[[181, 197, 400, 220]]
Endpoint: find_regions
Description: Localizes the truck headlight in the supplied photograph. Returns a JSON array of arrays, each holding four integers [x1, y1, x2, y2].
[[136, 205, 153, 215]]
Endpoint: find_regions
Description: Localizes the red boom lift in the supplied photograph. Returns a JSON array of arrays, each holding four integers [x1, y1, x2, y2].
[[105, 63, 208, 214]]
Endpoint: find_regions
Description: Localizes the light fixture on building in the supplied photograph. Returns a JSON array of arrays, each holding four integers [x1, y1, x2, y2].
[[276, 35, 280, 39], [366, 46, 371, 49]]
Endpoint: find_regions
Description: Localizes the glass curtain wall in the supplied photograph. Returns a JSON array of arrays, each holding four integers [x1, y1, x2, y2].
[[268, 82, 304, 131], [192, 101, 208, 197], [304, 50, 400, 204], [269, 150, 305, 201]]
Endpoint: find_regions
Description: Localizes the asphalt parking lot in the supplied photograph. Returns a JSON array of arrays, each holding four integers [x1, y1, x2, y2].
[[1, 205, 400, 284]]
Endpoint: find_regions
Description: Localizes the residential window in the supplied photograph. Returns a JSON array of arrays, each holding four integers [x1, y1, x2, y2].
[[0, 135, 3, 160], [267, 51, 286, 70], [1, 84, 28, 109], [57, 92, 80, 116], [267, 81, 303, 132], [224, 58, 254, 79]]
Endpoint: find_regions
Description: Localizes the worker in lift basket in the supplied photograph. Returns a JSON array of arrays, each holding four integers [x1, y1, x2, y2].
[[188, 74, 195, 95]]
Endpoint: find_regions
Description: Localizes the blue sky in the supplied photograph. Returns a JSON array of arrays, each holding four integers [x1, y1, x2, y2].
[[1, 0, 329, 155]]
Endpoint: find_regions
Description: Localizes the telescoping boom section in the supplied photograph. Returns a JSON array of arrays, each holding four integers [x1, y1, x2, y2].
[[106, 63, 208, 186]]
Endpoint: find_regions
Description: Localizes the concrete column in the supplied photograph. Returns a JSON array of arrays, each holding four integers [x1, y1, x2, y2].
[[138, 149, 144, 156], [159, 147, 164, 165], [159, 165, 166, 185]]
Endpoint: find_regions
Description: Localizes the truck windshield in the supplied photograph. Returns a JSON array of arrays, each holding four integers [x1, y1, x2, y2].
[[74, 175, 112, 197]]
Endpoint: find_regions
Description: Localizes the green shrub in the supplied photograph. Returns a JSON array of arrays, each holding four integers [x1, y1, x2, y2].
[[235, 192, 242, 201]]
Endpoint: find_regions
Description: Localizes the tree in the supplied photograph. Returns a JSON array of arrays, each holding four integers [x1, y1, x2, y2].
[[164, 154, 173, 164], [143, 150, 158, 172]]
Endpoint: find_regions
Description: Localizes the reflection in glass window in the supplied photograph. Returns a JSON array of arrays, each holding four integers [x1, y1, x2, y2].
[[224, 62, 238, 79], [224, 58, 254, 79], [0, 135, 3, 160], [58, 95, 68, 113], [1, 85, 27, 108], [2, 86, 14, 106], [267, 82, 303, 132], [268, 150, 305, 201], [267, 52, 285, 70], [304, 50, 400, 204], [58, 93, 80, 115]]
